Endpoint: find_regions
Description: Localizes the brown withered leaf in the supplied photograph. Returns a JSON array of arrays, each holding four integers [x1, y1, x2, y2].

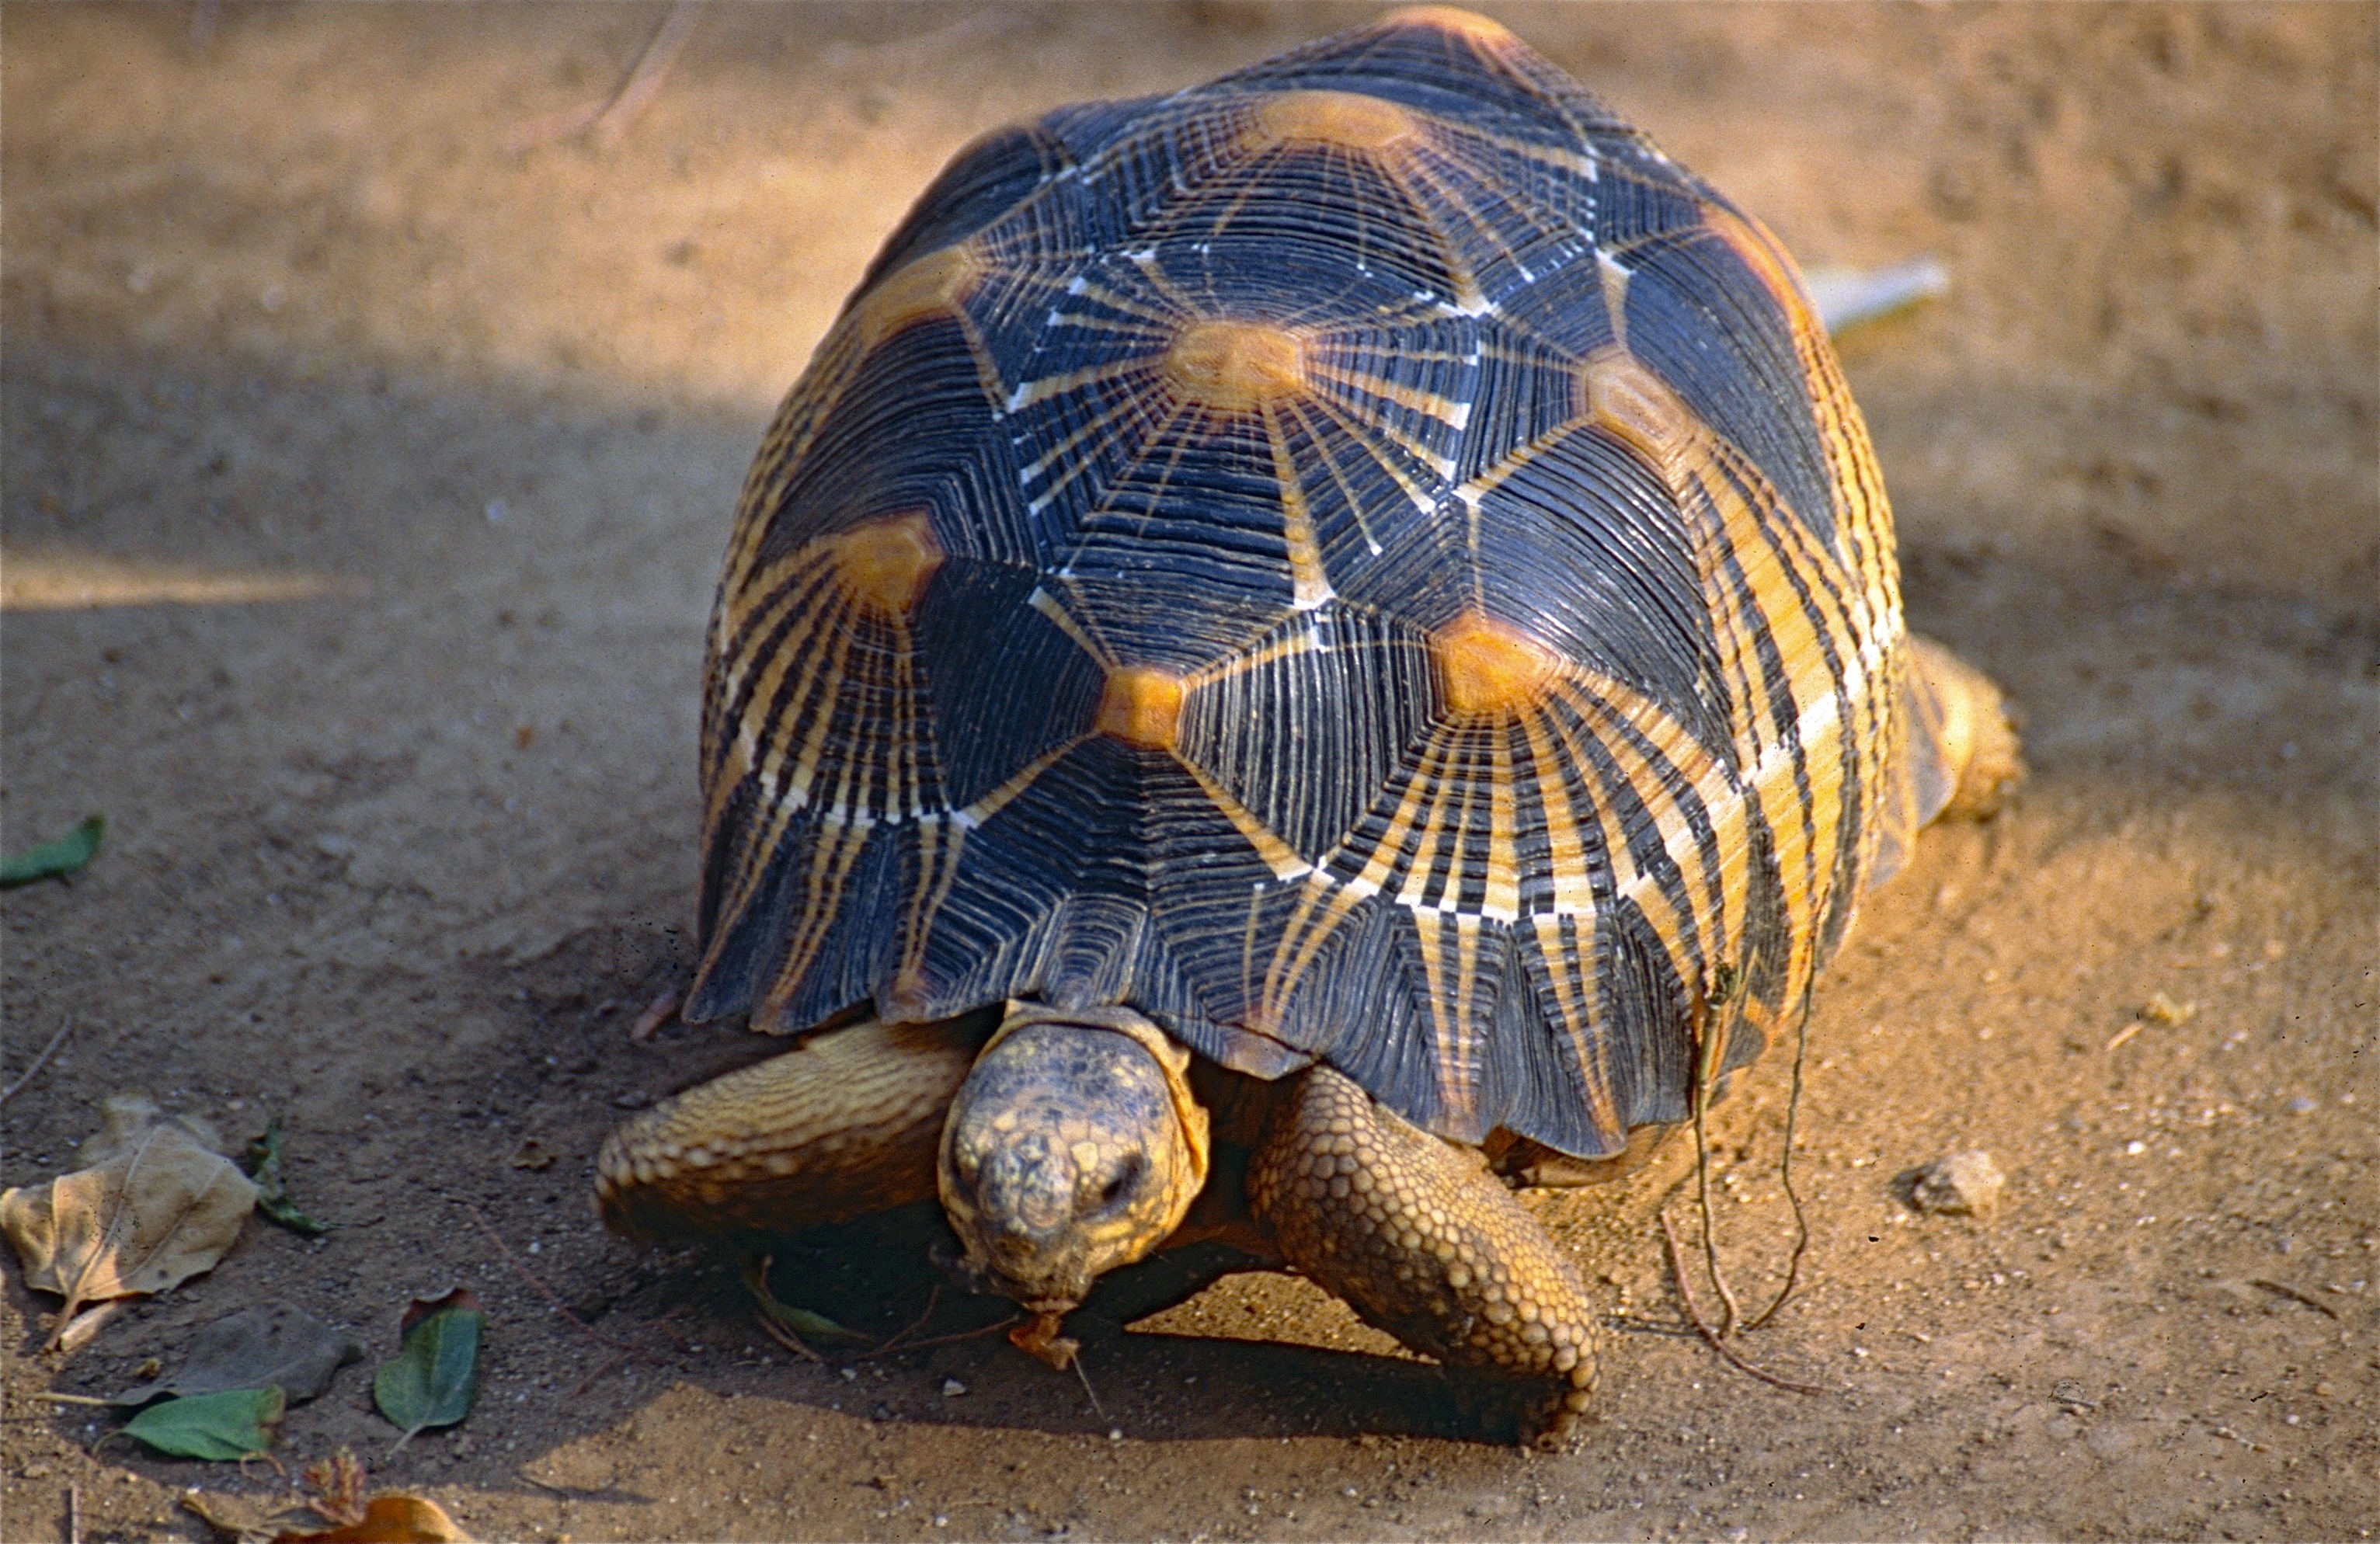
[[270, 1494, 467, 1542], [1, 1094, 257, 1350], [113, 1301, 362, 1406]]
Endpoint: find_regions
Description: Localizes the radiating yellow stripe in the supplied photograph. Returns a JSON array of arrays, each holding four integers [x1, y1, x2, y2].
[[1174, 758, 1313, 881], [1264, 405, 1334, 610]]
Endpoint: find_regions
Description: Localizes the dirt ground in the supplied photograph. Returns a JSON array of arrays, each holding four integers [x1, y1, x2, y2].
[[3, 4, 2375, 1541]]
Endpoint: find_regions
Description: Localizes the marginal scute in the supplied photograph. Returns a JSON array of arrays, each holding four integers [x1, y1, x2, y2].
[[827, 509, 944, 617], [1578, 346, 1698, 474], [1432, 609, 1562, 717], [1696, 201, 1813, 330], [1095, 665, 1188, 750], [1162, 319, 1310, 413], [1374, 5, 1519, 46], [847, 242, 983, 353], [1245, 89, 1421, 155]]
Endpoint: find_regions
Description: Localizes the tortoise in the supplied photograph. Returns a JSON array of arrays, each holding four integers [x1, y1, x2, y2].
[[595, 5, 2022, 1446]]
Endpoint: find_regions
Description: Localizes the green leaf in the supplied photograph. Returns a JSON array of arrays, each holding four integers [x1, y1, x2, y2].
[[742, 1255, 866, 1343], [119, 1386, 284, 1460], [242, 1118, 331, 1236], [2, 815, 103, 888], [372, 1290, 483, 1445]]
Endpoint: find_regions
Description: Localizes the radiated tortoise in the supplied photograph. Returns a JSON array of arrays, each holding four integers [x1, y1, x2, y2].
[[596, 5, 2023, 1446]]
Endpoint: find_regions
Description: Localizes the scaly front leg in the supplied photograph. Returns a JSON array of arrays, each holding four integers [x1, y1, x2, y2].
[[1248, 1067, 1599, 1448]]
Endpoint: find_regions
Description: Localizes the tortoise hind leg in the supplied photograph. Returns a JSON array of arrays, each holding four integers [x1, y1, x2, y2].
[[1905, 633, 2026, 821], [1247, 1067, 1599, 1448]]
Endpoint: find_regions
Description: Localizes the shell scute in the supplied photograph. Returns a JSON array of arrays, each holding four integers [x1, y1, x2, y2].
[[1609, 222, 1839, 558], [859, 123, 1073, 291], [1216, 9, 1629, 153]]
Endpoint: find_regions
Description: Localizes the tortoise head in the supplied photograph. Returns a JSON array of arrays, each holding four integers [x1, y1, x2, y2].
[[938, 1006, 1209, 1318]]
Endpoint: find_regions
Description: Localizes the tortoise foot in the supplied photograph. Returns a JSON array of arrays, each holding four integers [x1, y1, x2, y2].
[[1905, 634, 2026, 821], [1247, 1066, 1599, 1448]]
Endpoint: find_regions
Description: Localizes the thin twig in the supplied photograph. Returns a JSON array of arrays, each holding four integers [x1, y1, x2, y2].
[[2248, 1278, 2340, 1320], [1658, 1210, 1835, 1396], [1, 1017, 76, 1108], [68, 1481, 81, 1544], [754, 1311, 824, 1364], [570, 1348, 635, 1397], [1071, 1352, 1106, 1420], [506, 1, 704, 152], [457, 1201, 651, 1356], [861, 1314, 1020, 1358], [592, 0, 704, 143], [628, 988, 682, 1045], [1745, 986, 1819, 1332], [859, 1285, 941, 1359], [1688, 1003, 1742, 1337]]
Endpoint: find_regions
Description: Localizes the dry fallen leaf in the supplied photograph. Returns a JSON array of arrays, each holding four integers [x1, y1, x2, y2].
[[1, 1093, 257, 1350], [270, 1495, 467, 1543], [113, 1300, 362, 1406]]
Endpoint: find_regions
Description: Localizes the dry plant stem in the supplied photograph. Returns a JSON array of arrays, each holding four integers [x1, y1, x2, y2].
[[753, 1312, 825, 1364], [2248, 1278, 2340, 1320], [592, 1, 705, 143], [1745, 989, 1819, 1332], [1071, 1353, 1107, 1420], [54, 1300, 128, 1356], [68, 1481, 81, 1544], [458, 1201, 652, 1358], [862, 1285, 942, 1359], [865, 1316, 1022, 1357], [1, 1016, 76, 1108], [628, 988, 683, 1044], [506, 1, 703, 151], [1658, 1210, 1835, 1396], [571, 1348, 635, 1397], [1688, 1006, 1742, 1337]]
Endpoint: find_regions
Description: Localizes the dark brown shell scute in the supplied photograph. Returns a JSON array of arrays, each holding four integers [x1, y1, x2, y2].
[[691, 9, 1906, 1163]]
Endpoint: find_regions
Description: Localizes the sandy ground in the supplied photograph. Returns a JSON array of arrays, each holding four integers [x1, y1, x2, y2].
[[2, 4, 2374, 1541]]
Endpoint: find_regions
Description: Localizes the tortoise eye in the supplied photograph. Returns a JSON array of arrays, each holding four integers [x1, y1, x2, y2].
[[1096, 1155, 1145, 1211]]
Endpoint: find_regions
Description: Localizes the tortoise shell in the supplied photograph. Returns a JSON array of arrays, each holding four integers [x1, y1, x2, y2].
[[686, 7, 1941, 1162]]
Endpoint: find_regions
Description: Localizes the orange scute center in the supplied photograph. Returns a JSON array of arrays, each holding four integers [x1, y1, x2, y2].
[[1434, 610, 1561, 717], [1579, 348, 1698, 472], [1095, 666, 1187, 750], [850, 244, 983, 353], [830, 510, 944, 617], [1163, 320, 1310, 412], [1247, 90, 1419, 154]]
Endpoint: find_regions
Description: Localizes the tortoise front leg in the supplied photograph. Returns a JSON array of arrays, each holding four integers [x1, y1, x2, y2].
[[596, 1012, 990, 1242], [1247, 1067, 1599, 1448]]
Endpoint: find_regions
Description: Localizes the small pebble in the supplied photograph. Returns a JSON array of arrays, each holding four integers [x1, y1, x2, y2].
[[1909, 1150, 2006, 1218], [941, 1379, 967, 1397], [2285, 1096, 2317, 1115]]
